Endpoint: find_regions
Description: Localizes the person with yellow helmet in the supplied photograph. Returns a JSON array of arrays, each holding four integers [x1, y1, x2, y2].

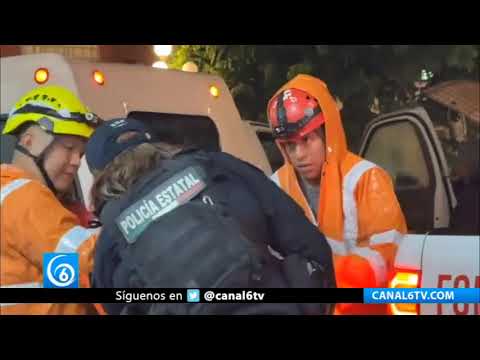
[[1, 85, 101, 315]]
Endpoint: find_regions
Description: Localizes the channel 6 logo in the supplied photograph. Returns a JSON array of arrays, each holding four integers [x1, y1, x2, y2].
[[43, 253, 79, 288]]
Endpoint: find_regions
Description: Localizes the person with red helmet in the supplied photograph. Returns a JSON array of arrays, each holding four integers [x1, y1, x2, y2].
[[268, 75, 408, 315]]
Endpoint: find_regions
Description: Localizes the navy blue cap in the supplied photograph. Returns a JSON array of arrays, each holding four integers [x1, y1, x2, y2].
[[86, 117, 155, 172]]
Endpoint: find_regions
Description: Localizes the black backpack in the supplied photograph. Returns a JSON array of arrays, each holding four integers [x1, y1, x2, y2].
[[98, 152, 331, 315]]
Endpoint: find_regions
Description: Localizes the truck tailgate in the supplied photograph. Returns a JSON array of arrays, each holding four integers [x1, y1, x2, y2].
[[420, 235, 480, 315]]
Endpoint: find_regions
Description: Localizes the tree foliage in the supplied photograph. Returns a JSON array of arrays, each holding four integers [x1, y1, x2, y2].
[[169, 45, 479, 150]]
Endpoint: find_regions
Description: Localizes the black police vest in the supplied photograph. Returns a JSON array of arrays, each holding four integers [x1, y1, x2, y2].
[[97, 150, 271, 290], [94, 150, 332, 315]]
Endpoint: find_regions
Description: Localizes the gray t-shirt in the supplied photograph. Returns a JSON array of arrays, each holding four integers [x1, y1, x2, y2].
[[299, 177, 320, 218]]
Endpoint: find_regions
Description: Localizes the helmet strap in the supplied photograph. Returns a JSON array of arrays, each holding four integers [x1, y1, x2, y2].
[[277, 91, 288, 129], [15, 139, 58, 195]]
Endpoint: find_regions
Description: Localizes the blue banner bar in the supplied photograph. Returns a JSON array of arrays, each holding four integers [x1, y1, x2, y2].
[[364, 288, 480, 304]]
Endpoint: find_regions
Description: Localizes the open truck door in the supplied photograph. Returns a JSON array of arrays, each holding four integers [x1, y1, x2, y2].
[[359, 106, 456, 233]]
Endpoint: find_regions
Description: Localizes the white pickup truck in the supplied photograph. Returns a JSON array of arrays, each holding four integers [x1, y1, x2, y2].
[[358, 100, 479, 315], [1, 54, 478, 315]]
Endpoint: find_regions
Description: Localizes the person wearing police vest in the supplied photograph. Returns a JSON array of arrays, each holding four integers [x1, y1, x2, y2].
[[86, 117, 336, 315], [1, 85, 100, 315], [267, 75, 408, 315]]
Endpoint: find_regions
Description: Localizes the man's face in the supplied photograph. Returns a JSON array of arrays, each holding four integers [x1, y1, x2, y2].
[[283, 129, 326, 185], [43, 135, 87, 193]]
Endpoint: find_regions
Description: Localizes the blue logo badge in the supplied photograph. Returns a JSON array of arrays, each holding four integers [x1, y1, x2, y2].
[[43, 253, 79, 288]]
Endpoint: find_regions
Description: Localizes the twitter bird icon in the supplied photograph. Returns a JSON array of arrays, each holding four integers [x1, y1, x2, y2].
[[187, 289, 200, 302]]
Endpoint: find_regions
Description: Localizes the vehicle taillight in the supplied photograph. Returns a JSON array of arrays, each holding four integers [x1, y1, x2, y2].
[[34, 68, 49, 84], [389, 270, 421, 315]]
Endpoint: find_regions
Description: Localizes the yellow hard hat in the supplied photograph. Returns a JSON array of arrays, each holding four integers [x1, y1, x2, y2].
[[2, 85, 99, 138]]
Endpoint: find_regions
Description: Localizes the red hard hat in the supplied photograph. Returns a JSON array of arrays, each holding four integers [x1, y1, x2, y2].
[[268, 88, 325, 142]]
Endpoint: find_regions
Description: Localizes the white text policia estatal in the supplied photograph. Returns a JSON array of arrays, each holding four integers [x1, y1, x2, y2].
[[119, 169, 204, 236]]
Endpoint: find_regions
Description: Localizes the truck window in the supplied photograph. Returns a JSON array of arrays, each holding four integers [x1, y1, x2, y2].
[[364, 121, 431, 188], [128, 112, 220, 152], [256, 131, 284, 173], [363, 120, 436, 233]]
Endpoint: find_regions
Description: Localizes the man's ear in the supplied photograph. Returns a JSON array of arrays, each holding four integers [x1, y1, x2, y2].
[[18, 130, 34, 150], [18, 125, 52, 156]]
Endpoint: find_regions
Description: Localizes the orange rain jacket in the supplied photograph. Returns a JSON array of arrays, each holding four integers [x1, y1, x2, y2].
[[270, 75, 408, 314], [1, 164, 98, 315]]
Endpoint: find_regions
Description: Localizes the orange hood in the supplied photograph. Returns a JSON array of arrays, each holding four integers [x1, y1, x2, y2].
[[268, 74, 349, 164], [269, 75, 352, 239]]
